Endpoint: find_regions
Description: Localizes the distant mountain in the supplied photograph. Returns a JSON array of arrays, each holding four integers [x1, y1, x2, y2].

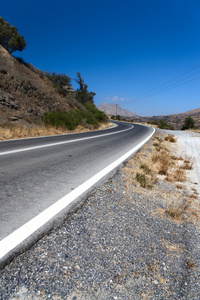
[[180, 108, 200, 115], [98, 102, 139, 117]]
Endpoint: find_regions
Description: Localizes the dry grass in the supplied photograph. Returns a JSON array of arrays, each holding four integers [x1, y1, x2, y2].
[[124, 131, 200, 225], [152, 151, 171, 175], [166, 198, 189, 219], [176, 184, 183, 189], [162, 240, 180, 253], [124, 133, 187, 190], [180, 158, 194, 170], [166, 169, 186, 182], [0, 122, 112, 140], [164, 134, 176, 143]]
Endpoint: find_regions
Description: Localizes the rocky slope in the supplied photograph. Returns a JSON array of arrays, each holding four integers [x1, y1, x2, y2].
[[182, 107, 200, 115], [0, 45, 78, 126], [127, 110, 200, 130]]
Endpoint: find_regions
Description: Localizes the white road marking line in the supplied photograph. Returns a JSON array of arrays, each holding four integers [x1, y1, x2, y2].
[[0, 127, 155, 261], [0, 125, 133, 156]]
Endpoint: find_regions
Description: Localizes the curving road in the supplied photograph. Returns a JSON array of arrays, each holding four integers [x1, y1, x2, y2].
[[0, 121, 154, 268]]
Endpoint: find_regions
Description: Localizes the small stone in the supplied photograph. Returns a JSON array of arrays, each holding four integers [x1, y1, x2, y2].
[[154, 280, 159, 285]]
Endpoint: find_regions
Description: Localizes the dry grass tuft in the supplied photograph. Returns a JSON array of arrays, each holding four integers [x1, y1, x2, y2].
[[180, 158, 194, 170], [171, 155, 183, 161], [162, 240, 180, 253], [152, 151, 171, 175], [176, 184, 183, 189], [166, 169, 186, 182], [135, 173, 153, 189], [186, 260, 196, 269], [164, 134, 176, 143], [140, 164, 151, 174], [166, 198, 189, 219]]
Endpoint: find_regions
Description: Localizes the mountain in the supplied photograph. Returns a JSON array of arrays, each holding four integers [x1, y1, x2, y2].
[[97, 102, 139, 117], [0, 45, 79, 125], [132, 108, 200, 130], [180, 108, 200, 115]]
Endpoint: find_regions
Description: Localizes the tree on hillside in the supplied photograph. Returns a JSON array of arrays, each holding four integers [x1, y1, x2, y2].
[[75, 72, 96, 104], [0, 17, 26, 53], [181, 116, 195, 130], [46, 72, 71, 87]]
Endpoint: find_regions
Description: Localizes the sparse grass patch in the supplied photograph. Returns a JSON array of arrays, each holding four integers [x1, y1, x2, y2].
[[162, 240, 180, 253], [164, 134, 176, 143], [186, 260, 196, 269], [179, 157, 194, 170], [152, 151, 171, 175], [166, 198, 189, 219], [140, 164, 151, 174], [176, 184, 183, 189], [136, 173, 148, 188], [171, 155, 183, 161], [153, 142, 159, 147], [166, 169, 186, 182]]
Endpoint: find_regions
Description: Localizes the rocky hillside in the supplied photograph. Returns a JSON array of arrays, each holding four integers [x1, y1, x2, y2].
[[126, 109, 200, 130], [181, 107, 200, 115], [0, 45, 80, 126], [97, 102, 139, 117]]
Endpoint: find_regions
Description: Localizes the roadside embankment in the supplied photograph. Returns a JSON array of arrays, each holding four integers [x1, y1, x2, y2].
[[0, 122, 113, 140], [0, 129, 199, 299]]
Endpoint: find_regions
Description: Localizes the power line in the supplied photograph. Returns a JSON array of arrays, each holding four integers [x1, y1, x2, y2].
[[120, 63, 200, 105]]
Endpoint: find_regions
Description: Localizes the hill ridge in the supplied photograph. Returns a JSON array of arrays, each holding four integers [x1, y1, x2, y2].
[[98, 102, 139, 117]]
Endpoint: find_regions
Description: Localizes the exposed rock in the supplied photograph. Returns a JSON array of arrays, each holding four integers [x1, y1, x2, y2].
[[0, 45, 80, 125], [0, 90, 20, 109], [63, 85, 75, 93], [0, 69, 7, 74]]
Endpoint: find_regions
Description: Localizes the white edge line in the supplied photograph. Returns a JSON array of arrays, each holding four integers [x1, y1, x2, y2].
[[0, 126, 155, 260], [0, 124, 133, 156]]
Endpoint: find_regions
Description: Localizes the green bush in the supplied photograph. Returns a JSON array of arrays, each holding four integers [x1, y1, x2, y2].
[[157, 120, 174, 130], [44, 103, 107, 130], [181, 116, 195, 130]]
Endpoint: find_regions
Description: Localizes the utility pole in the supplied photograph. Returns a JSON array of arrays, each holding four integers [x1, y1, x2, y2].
[[115, 104, 118, 116]]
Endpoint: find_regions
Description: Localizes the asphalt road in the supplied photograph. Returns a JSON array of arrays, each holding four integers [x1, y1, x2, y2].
[[0, 122, 154, 258]]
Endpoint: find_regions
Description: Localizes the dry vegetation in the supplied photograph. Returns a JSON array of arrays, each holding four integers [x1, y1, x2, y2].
[[0, 122, 112, 140], [124, 132, 199, 222]]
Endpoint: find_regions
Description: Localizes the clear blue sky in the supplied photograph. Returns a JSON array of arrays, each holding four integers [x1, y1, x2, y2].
[[1, 0, 200, 116]]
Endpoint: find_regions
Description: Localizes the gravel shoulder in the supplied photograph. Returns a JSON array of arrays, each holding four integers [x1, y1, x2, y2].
[[0, 129, 200, 299]]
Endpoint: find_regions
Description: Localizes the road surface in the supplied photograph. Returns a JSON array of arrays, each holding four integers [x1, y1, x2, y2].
[[0, 121, 154, 267]]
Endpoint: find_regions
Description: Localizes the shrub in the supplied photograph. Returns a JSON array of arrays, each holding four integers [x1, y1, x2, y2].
[[164, 134, 176, 143], [140, 164, 151, 174], [136, 173, 147, 188], [181, 117, 195, 130], [157, 120, 174, 130], [44, 104, 107, 130], [166, 198, 189, 219]]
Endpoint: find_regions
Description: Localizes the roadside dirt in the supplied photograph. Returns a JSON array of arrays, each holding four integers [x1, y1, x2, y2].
[[0, 128, 199, 299]]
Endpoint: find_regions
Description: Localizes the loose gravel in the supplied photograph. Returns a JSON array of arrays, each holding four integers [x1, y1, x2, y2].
[[0, 130, 200, 299]]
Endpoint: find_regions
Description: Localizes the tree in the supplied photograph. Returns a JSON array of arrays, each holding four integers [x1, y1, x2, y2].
[[181, 116, 195, 130], [0, 17, 26, 53], [46, 72, 71, 95], [75, 72, 96, 104]]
